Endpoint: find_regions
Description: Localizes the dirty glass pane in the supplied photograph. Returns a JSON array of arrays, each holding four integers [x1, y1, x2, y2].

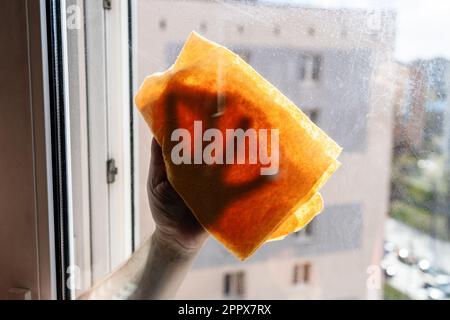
[[133, 0, 450, 300], [66, 0, 450, 300]]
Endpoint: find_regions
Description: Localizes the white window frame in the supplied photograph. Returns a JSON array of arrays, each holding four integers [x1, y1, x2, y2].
[[65, 0, 134, 295]]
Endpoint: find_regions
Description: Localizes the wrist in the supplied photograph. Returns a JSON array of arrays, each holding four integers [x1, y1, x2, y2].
[[151, 228, 203, 259]]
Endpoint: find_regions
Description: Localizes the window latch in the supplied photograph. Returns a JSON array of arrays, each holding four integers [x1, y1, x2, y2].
[[103, 0, 112, 10], [107, 159, 118, 184]]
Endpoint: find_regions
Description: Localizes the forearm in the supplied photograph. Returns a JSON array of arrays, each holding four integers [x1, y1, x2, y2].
[[129, 230, 201, 299], [78, 235, 152, 300], [79, 230, 200, 300]]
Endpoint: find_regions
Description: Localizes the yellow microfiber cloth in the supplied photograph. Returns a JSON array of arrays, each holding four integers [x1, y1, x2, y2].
[[135, 32, 342, 260]]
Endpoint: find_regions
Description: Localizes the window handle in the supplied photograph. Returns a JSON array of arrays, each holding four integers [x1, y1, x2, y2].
[[107, 159, 118, 184], [103, 0, 112, 10]]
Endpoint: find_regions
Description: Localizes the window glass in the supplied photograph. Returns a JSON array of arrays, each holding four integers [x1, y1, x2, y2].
[[64, 0, 450, 300]]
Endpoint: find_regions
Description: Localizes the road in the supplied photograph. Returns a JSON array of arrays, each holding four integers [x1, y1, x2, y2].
[[383, 218, 450, 299], [385, 218, 450, 273]]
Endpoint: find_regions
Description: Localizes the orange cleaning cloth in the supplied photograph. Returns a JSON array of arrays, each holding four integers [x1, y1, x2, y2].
[[135, 32, 342, 259]]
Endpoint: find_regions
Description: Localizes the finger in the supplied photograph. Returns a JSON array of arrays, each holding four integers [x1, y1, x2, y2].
[[149, 138, 167, 188]]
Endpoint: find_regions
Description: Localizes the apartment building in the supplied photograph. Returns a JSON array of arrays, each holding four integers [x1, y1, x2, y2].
[[392, 63, 427, 154], [135, 0, 397, 299]]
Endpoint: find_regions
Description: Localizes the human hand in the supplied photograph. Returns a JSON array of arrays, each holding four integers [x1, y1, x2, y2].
[[148, 138, 208, 254]]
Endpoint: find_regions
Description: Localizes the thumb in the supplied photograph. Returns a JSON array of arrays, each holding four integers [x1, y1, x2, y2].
[[149, 138, 168, 189]]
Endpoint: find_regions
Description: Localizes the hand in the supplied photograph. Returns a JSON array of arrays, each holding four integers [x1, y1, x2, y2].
[[148, 138, 208, 254]]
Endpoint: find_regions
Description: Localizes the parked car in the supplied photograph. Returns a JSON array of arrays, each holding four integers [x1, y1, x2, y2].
[[427, 283, 450, 300], [397, 248, 416, 265], [381, 260, 397, 278], [417, 259, 431, 273], [423, 267, 450, 289], [383, 241, 396, 256]]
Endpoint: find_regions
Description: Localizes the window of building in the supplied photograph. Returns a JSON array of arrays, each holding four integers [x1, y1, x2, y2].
[[223, 271, 246, 298], [273, 24, 281, 36], [199, 22, 208, 33], [299, 54, 322, 83], [159, 18, 167, 31], [293, 263, 311, 285], [304, 109, 319, 124], [234, 49, 252, 63], [312, 55, 322, 81], [294, 221, 313, 239]]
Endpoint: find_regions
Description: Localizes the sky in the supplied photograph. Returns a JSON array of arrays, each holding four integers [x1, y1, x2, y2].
[[261, 0, 450, 63]]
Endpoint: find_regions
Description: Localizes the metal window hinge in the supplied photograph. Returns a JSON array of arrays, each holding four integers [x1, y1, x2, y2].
[[103, 0, 112, 10], [107, 159, 118, 184]]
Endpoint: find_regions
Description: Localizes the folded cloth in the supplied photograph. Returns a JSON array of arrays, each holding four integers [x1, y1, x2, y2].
[[135, 32, 342, 260]]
